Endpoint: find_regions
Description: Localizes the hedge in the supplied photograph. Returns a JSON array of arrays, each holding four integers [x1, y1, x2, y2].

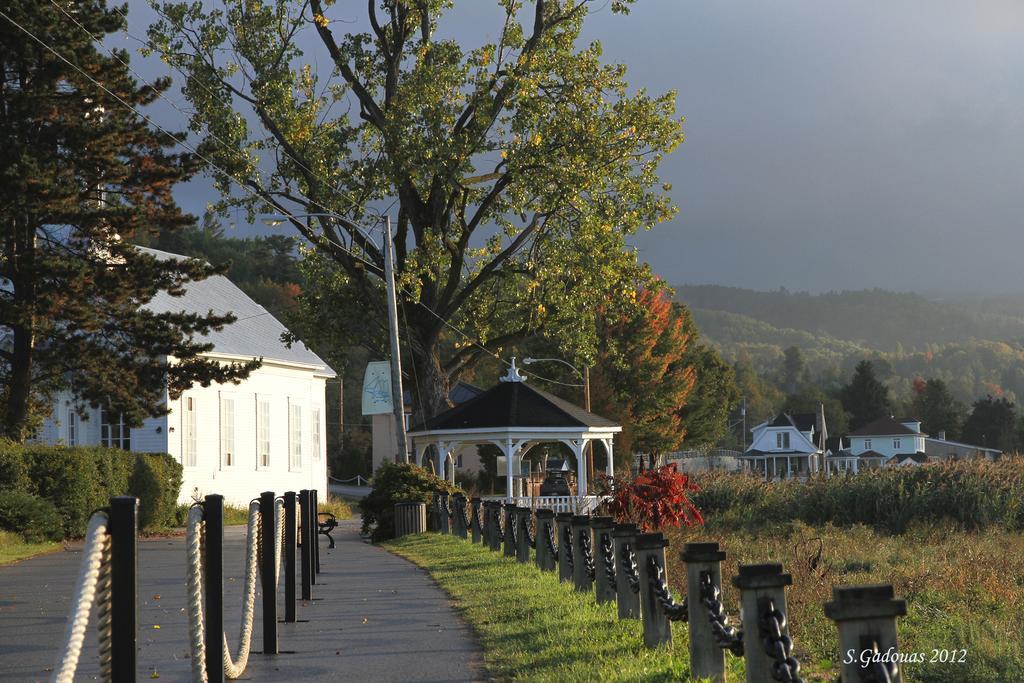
[[360, 462, 462, 542], [0, 441, 182, 538]]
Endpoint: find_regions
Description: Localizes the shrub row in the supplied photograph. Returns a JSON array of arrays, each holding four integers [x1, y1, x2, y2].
[[359, 462, 461, 542], [691, 457, 1024, 534], [0, 441, 182, 538]]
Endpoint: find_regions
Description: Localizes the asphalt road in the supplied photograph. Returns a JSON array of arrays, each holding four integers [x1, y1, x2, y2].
[[0, 519, 483, 682]]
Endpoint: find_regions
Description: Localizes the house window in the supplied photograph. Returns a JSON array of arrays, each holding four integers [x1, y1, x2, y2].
[[183, 396, 197, 467], [220, 396, 235, 467], [289, 402, 303, 470], [864, 439, 872, 450], [311, 407, 321, 461], [456, 454, 463, 468], [776, 432, 790, 449], [66, 408, 77, 447], [256, 398, 271, 469], [893, 438, 901, 451], [100, 408, 130, 450]]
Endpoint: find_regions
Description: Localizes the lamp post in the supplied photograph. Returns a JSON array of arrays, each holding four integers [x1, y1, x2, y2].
[[262, 212, 408, 462], [522, 357, 593, 485]]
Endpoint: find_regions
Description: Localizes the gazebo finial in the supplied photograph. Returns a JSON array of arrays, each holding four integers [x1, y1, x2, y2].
[[500, 357, 527, 383]]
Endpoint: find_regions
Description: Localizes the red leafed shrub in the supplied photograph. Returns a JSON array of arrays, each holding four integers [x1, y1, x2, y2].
[[601, 463, 704, 531]]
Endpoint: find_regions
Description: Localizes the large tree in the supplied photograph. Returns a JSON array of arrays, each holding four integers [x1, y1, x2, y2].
[[150, 0, 682, 418], [590, 288, 696, 467], [962, 395, 1018, 452], [0, 1, 256, 440], [840, 360, 892, 431], [911, 377, 963, 440]]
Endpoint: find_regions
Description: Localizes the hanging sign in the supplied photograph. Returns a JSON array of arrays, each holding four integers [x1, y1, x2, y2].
[[361, 361, 393, 415]]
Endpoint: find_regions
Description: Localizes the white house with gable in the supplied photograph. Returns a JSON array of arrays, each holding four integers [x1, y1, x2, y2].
[[740, 412, 825, 480], [35, 247, 333, 506]]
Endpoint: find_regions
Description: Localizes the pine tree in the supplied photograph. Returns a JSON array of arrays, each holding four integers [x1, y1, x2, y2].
[[911, 378, 963, 440], [0, 1, 257, 440], [962, 395, 1018, 452], [840, 360, 892, 431]]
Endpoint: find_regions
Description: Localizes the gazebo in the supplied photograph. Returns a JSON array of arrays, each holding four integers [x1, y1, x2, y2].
[[407, 359, 621, 510]]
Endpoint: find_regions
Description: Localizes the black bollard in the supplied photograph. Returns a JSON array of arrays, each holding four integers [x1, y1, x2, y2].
[[299, 490, 312, 599], [503, 503, 516, 557], [203, 494, 225, 683], [470, 497, 482, 544], [109, 496, 138, 682], [284, 491, 297, 622], [312, 489, 321, 574], [259, 491, 278, 654]]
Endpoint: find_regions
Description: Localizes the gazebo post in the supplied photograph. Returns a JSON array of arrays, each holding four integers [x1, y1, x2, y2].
[[574, 440, 587, 498], [605, 439, 614, 478], [505, 437, 514, 501]]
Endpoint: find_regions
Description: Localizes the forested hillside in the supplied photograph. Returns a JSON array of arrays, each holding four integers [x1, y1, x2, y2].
[[676, 285, 1024, 440]]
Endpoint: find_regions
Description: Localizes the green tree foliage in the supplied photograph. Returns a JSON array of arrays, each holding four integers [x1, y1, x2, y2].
[[677, 343, 740, 451], [911, 377, 963, 440], [840, 360, 892, 431], [781, 385, 849, 438], [0, 1, 256, 440], [149, 0, 682, 418], [781, 345, 805, 393], [962, 395, 1019, 453], [359, 461, 460, 541]]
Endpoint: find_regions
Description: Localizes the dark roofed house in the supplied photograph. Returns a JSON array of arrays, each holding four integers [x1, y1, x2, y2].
[[406, 359, 620, 510]]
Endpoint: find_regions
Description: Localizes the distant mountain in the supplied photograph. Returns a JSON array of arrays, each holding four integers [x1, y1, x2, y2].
[[675, 285, 1024, 405], [677, 285, 1024, 351]]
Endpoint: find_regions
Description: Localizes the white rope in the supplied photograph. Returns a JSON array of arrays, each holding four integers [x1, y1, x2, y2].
[[52, 512, 111, 683], [186, 500, 275, 682], [95, 530, 114, 680], [186, 506, 207, 682], [274, 498, 285, 589]]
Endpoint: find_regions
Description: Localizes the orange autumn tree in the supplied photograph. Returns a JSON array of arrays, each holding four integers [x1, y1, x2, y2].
[[591, 287, 697, 469]]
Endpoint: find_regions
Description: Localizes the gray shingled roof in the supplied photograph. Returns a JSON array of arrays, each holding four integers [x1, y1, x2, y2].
[[139, 246, 334, 376]]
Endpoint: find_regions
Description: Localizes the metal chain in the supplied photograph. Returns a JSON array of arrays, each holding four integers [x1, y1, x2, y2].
[[475, 504, 485, 532], [457, 498, 472, 530], [494, 507, 504, 536], [580, 531, 596, 581], [563, 525, 574, 571], [647, 556, 689, 622], [700, 572, 745, 656], [863, 640, 899, 683], [440, 496, 452, 519], [758, 599, 803, 682], [546, 523, 559, 560], [510, 513, 519, 546], [621, 543, 640, 594], [525, 517, 536, 548], [601, 533, 616, 586]]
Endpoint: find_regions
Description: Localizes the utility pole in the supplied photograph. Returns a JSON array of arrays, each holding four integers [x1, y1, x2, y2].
[[584, 366, 594, 483], [382, 215, 408, 462]]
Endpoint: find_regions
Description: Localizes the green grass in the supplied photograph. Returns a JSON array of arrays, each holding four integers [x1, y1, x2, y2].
[[0, 529, 59, 565], [385, 533, 744, 682]]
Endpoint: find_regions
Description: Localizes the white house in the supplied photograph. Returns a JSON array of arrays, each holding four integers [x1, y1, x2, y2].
[[740, 412, 825, 480], [36, 247, 333, 507]]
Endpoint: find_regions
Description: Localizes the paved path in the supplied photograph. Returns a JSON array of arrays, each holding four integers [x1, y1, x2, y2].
[[0, 520, 483, 682]]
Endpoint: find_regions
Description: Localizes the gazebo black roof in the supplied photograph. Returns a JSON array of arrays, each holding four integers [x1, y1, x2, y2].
[[410, 380, 618, 432]]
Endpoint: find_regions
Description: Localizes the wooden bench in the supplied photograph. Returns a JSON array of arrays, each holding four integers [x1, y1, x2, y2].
[[317, 512, 338, 548]]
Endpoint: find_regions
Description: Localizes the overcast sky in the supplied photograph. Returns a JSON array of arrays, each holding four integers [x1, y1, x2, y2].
[[121, 0, 1024, 295]]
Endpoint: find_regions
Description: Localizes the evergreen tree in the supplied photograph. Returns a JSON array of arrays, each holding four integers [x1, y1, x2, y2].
[[0, 1, 256, 440], [911, 377, 963, 440], [840, 360, 892, 430], [962, 395, 1018, 452], [677, 343, 740, 450], [781, 346, 805, 393]]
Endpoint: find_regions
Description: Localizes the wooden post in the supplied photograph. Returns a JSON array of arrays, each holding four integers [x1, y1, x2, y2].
[[570, 515, 593, 592], [488, 502, 503, 552], [636, 532, 671, 648], [611, 523, 640, 619], [589, 516, 616, 605], [535, 509, 556, 571], [394, 502, 427, 537], [470, 496, 482, 544], [683, 541, 727, 681], [438, 493, 451, 534], [732, 563, 794, 683], [503, 503, 517, 557], [427, 494, 439, 532], [452, 494, 468, 539], [825, 584, 907, 683], [555, 512, 574, 583], [514, 507, 531, 562]]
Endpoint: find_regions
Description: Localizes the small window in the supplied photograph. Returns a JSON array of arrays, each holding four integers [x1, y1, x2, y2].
[[183, 396, 197, 467], [311, 407, 321, 461], [776, 432, 790, 449], [100, 408, 130, 450], [66, 408, 77, 447], [256, 398, 271, 468], [220, 396, 235, 467], [864, 439, 872, 450], [893, 438, 901, 450], [289, 402, 303, 471]]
